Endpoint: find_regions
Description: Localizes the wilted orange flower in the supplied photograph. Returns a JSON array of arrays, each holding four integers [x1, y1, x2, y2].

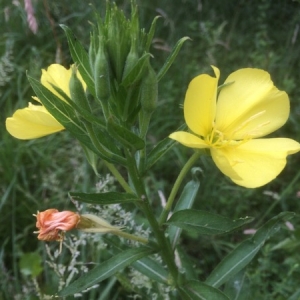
[[35, 209, 80, 241]]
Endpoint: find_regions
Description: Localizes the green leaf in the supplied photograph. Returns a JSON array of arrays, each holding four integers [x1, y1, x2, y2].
[[157, 37, 191, 81], [60, 25, 96, 97], [205, 211, 295, 288], [132, 257, 168, 284], [59, 246, 153, 296], [19, 252, 43, 277], [107, 118, 145, 151], [69, 191, 139, 205], [145, 16, 160, 52], [146, 124, 186, 171], [166, 209, 254, 235], [27, 76, 98, 155], [167, 179, 200, 248], [179, 280, 230, 300], [223, 270, 250, 300]]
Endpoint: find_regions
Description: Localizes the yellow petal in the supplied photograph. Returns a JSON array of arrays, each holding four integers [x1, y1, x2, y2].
[[41, 64, 72, 99], [40, 64, 86, 101], [169, 131, 208, 149], [216, 68, 289, 139], [5, 103, 64, 139], [184, 66, 220, 137], [211, 138, 300, 188]]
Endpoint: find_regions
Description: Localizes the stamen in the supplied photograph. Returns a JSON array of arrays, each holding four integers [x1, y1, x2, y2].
[[232, 110, 266, 135]]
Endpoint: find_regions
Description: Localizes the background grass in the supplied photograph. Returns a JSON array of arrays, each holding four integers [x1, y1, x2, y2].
[[1, 0, 300, 299]]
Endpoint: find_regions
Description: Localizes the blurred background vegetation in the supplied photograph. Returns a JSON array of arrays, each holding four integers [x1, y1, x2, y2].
[[1, 0, 300, 299]]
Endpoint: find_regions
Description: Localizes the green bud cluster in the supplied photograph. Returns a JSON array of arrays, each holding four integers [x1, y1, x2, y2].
[[89, 0, 158, 126]]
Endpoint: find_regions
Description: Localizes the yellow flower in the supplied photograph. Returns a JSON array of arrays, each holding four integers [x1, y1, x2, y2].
[[6, 64, 86, 140], [170, 66, 300, 188]]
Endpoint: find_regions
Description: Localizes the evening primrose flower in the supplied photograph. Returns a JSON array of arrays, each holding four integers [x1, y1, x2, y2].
[[170, 66, 300, 188], [5, 64, 86, 139]]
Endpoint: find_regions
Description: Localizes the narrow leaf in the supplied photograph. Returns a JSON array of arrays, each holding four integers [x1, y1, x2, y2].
[[59, 247, 153, 296], [60, 25, 96, 97], [223, 270, 250, 300], [205, 212, 295, 288], [107, 118, 145, 151], [132, 257, 168, 284], [168, 179, 200, 248], [69, 191, 140, 205], [166, 209, 254, 235], [157, 37, 191, 81], [180, 280, 230, 300]]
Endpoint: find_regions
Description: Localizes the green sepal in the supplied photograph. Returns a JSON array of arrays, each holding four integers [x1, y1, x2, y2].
[[166, 209, 254, 235], [167, 179, 200, 249], [157, 37, 191, 82], [179, 280, 230, 300], [205, 211, 295, 288], [58, 246, 154, 296], [69, 191, 140, 205], [107, 118, 145, 151], [60, 24, 96, 97]]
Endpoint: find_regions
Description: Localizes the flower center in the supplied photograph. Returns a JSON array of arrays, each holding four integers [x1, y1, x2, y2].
[[205, 126, 243, 148]]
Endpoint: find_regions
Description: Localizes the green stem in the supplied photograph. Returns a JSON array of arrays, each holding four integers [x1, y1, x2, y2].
[[113, 230, 148, 244], [103, 161, 133, 194], [124, 149, 179, 284], [159, 151, 201, 225]]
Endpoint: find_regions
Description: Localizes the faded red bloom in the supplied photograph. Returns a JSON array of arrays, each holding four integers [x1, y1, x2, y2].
[[35, 209, 80, 241]]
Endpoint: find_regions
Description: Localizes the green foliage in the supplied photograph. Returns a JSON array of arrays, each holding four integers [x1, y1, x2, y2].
[[1, 0, 300, 299]]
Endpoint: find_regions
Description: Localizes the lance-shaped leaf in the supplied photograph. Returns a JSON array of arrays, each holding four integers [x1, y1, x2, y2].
[[223, 270, 250, 300], [69, 191, 140, 205], [179, 280, 230, 300], [132, 256, 169, 285], [157, 37, 191, 81], [145, 16, 160, 52], [107, 118, 145, 151], [166, 209, 254, 235], [167, 179, 200, 248], [59, 246, 153, 296], [205, 211, 295, 288], [61, 25, 96, 97]]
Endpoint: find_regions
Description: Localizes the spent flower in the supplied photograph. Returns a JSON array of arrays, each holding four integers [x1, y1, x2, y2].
[[170, 66, 300, 188]]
